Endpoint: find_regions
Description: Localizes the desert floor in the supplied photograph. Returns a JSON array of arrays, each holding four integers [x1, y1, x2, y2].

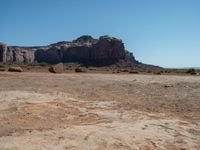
[[0, 72, 199, 150]]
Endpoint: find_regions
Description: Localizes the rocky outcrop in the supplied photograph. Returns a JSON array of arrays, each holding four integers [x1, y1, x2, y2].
[[0, 43, 7, 63], [0, 35, 153, 67], [5, 47, 35, 64], [90, 36, 126, 66]]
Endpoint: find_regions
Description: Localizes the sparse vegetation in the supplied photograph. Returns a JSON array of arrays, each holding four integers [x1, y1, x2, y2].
[[38, 62, 49, 67], [147, 70, 152, 73], [75, 68, 86, 73], [129, 70, 139, 74], [0, 68, 6, 71], [154, 71, 162, 75], [120, 69, 129, 72], [0, 63, 199, 76], [186, 68, 196, 75], [0, 64, 7, 68], [17, 64, 30, 68]]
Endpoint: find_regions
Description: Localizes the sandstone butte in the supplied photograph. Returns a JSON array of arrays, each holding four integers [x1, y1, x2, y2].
[[0, 35, 158, 68]]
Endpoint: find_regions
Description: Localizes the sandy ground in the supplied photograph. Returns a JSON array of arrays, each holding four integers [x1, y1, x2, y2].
[[0, 72, 199, 150]]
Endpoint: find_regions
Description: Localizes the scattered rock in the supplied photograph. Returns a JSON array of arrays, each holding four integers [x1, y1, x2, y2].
[[49, 63, 64, 73], [8, 66, 23, 72]]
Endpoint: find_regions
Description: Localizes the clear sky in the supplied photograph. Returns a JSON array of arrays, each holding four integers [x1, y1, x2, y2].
[[0, 0, 199, 68]]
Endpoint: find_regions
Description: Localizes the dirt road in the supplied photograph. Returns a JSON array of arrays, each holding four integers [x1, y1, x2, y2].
[[0, 72, 199, 150]]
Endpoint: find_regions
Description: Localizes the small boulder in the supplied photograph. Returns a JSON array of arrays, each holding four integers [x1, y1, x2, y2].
[[49, 63, 64, 73], [8, 67, 23, 72]]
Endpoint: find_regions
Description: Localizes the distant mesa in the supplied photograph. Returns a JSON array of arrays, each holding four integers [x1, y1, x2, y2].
[[0, 35, 158, 68]]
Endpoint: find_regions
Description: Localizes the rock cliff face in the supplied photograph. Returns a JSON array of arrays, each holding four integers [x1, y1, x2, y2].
[[0, 35, 140, 66], [0, 43, 7, 63]]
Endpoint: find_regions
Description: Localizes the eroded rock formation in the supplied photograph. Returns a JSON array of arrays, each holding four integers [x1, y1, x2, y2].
[[0, 35, 140, 66], [0, 43, 7, 63]]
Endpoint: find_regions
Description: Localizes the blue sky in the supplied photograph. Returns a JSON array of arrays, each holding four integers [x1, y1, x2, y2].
[[0, 0, 199, 68]]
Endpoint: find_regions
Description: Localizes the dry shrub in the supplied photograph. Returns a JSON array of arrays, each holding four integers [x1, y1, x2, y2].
[[190, 72, 197, 75], [0, 68, 6, 71], [147, 70, 152, 73], [186, 68, 197, 75], [154, 71, 162, 75], [113, 69, 119, 73], [89, 68, 96, 71], [129, 70, 139, 74], [121, 69, 129, 72], [75, 68, 86, 73]]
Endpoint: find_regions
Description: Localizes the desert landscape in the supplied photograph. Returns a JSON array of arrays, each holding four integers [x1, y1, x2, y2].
[[0, 33, 199, 150], [0, 71, 199, 150], [1, 0, 200, 149]]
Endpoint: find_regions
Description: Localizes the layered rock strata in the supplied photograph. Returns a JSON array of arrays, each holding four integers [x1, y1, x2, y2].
[[0, 35, 140, 67]]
